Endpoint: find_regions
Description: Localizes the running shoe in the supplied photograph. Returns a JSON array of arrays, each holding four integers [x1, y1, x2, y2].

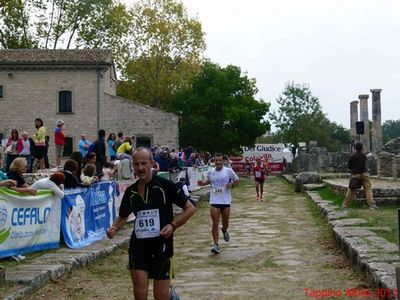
[[169, 285, 180, 300], [11, 254, 25, 261], [369, 204, 379, 211], [211, 244, 220, 254], [222, 229, 230, 242]]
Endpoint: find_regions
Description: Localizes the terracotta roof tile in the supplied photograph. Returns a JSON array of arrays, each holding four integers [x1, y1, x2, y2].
[[0, 49, 112, 65]]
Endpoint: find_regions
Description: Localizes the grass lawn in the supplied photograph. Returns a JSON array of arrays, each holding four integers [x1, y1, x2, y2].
[[317, 187, 400, 244]]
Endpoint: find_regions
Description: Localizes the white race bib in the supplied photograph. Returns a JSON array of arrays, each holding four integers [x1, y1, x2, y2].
[[212, 186, 224, 195], [255, 171, 261, 178], [134, 209, 160, 239]]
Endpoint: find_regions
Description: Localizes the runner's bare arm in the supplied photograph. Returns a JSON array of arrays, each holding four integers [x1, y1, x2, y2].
[[160, 201, 196, 239], [198, 178, 210, 186], [107, 216, 128, 239], [226, 179, 239, 189]]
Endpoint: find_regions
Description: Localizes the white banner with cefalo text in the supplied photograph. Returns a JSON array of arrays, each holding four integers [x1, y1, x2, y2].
[[0, 188, 61, 258]]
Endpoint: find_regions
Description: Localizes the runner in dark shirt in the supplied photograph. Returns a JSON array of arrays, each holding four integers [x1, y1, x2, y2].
[[107, 147, 195, 299]]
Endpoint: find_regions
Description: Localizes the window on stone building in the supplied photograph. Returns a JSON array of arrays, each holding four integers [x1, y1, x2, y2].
[[136, 136, 152, 148], [63, 137, 73, 157], [0, 86, 3, 98], [59, 90, 72, 113]]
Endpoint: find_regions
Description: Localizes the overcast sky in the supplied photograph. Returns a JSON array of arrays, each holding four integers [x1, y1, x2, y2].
[[178, 0, 400, 129]]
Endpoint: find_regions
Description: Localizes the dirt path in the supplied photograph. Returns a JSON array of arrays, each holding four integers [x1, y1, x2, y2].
[[26, 177, 369, 300]]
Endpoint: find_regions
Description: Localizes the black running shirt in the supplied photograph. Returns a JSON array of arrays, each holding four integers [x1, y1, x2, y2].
[[119, 175, 187, 256]]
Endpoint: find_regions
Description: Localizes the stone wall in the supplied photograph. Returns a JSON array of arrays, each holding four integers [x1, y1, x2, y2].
[[378, 152, 396, 178], [377, 138, 400, 178], [329, 152, 350, 173], [0, 68, 179, 165], [102, 94, 179, 150], [0, 69, 101, 164], [293, 144, 377, 175]]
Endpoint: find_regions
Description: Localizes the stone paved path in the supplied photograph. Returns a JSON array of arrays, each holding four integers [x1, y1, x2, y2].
[[172, 177, 368, 300], [20, 176, 370, 300]]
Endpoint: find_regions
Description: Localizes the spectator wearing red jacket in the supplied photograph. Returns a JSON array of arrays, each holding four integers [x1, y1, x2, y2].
[[54, 119, 65, 168]]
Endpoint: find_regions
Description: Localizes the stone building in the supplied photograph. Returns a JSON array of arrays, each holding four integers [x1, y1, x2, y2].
[[0, 49, 179, 163]]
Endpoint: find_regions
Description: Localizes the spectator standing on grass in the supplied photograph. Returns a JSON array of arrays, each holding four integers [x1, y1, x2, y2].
[[341, 142, 378, 211]]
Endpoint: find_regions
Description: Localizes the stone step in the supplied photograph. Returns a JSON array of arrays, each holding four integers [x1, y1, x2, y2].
[[303, 183, 325, 190], [354, 197, 400, 206]]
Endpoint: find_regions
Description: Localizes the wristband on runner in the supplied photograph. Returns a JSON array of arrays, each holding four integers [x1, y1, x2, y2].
[[170, 222, 177, 232]]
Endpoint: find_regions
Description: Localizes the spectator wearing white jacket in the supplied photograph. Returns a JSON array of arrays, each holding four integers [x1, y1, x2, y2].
[[31, 171, 65, 199]]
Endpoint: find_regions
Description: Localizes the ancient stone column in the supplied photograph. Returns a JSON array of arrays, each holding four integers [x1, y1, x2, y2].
[[370, 89, 383, 153], [350, 100, 359, 143], [358, 94, 370, 152]]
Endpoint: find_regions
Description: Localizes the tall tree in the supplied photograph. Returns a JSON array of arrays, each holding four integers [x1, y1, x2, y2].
[[76, 1, 132, 69], [0, 0, 131, 67], [119, 0, 206, 108], [329, 122, 350, 151], [382, 119, 400, 143], [0, 0, 37, 48], [270, 82, 345, 151], [168, 62, 270, 154]]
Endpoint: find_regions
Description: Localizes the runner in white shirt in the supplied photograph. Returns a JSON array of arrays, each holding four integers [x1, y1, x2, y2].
[[198, 153, 239, 254]]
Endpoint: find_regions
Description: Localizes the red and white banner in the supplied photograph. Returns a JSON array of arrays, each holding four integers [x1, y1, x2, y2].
[[230, 144, 285, 173]]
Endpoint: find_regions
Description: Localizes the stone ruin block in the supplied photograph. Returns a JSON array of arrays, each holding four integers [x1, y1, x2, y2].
[[378, 151, 395, 177], [296, 172, 321, 184], [367, 153, 377, 176]]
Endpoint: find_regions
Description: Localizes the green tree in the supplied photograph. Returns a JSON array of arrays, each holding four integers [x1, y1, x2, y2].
[[75, 1, 132, 69], [382, 119, 400, 143], [271, 82, 345, 151], [329, 122, 350, 151], [0, 0, 131, 66], [0, 0, 37, 48], [119, 0, 206, 108], [168, 62, 270, 154]]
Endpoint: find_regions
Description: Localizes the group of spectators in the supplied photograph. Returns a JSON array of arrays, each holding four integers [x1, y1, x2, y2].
[[0, 118, 234, 198], [150, 145, 234, 173], [1, 118, 53, 173]]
